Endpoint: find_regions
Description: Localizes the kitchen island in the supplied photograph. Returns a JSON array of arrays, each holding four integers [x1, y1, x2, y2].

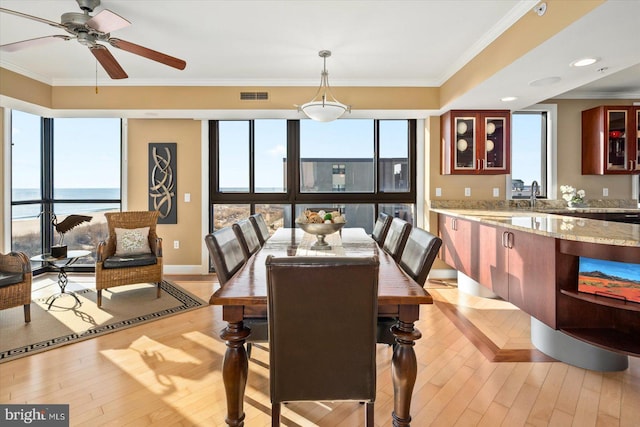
[[432, 204, 639, 371]]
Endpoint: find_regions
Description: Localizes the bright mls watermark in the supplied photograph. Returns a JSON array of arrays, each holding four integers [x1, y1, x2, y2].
[[1, 405, 69, 426]]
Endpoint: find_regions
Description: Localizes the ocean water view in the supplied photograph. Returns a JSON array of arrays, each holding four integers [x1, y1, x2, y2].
[[12, 188, 121, 219]]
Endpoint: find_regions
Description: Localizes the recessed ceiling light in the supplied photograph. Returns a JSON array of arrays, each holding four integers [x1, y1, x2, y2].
[[501, 96, 517, 102], [570, 57, 599, 67], [529, 76, 561, 87]]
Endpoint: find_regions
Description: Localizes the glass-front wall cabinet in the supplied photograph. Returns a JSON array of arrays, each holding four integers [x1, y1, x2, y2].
[[607, 109, 628, 171], [483, 116, 507, 171], [636, 108, 640, 169], [582, 106, 639, 174], [442, 110, 510, 175], [453, 116, 476, 170]]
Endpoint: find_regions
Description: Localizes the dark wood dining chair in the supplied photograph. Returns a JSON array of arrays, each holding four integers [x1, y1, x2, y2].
[[382, 217, 411, 262], [205, 227, 267, 356], [265, 255, 379, 427], [233, 218, 261, 260], [249, 213, 271, 246], [378, 227, 442, 346], [371, 212, 392, 247]]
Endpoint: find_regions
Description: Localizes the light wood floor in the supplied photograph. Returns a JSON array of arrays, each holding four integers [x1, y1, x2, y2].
[[1, 274, 638, 426]]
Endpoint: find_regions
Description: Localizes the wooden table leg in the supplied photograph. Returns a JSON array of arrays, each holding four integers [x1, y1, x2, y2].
[[220, 321, 250, 427], [391, 318, 422, 427]]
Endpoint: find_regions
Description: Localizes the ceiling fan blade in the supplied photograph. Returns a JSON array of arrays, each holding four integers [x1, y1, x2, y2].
[[0, 7, 66, 29], [87, 9, 130, 33], [1, 35, 71, 52], [109, 38, 186, 70], [90, 45, 128, 79]]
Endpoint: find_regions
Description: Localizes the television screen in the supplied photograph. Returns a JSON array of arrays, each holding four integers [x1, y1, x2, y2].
[[578, 256, 640, 304]]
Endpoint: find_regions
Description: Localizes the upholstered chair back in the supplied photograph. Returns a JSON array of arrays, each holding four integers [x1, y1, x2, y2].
[[265, 255, 379, 425], [382, 217, 411, 262], [205, 227, 246, 285], [249, 213, 271, 246], [371, 212, 392, 247], [399, 227, 443, 287]]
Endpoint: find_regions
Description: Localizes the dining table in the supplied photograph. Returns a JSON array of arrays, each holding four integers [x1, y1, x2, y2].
[[209, 227, 433, 427]]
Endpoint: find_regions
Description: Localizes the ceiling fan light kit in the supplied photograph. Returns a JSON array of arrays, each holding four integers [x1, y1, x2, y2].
[[298, 50, 351, 122], [0, 0, 186, 80]]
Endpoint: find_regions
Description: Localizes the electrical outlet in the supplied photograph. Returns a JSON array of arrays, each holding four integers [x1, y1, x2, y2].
[[464, 187, 471, 197], [435, 187, 442, 197], [173, 240, 179, 249], [493, 187, 499, 197], [603, 188, 608, 197], [184, 193, 191, 202]]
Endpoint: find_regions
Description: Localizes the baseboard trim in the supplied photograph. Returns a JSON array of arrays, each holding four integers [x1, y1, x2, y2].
[[164, 265, 208, 275]]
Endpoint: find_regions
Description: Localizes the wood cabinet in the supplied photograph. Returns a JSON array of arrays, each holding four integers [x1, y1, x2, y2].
[[438, 215, 473, 277], [437, 212, 640, 356], [441, 110, 511, 175], [501, 227, 556, 326], [438, 214, 556, 327], [582, 105, 640, 174]]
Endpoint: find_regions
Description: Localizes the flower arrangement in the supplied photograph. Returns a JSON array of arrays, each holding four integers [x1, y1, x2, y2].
[[560, 185, 586, 207]]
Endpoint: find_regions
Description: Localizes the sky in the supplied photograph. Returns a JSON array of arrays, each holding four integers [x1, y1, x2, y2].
[[511, 113, 543, 185], [11, 110, 121, 189], [581, 257, 640, 282]]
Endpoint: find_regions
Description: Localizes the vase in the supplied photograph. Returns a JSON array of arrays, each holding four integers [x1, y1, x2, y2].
[[567, 201, 586, 209]]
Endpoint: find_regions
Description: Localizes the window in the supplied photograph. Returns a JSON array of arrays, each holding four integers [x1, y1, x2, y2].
[[10, 110, 122, 269], [210, 119, 416, 237], [379, 120, 409, 192], [511, 111, 548, 199], [300, 120, 374, 193]]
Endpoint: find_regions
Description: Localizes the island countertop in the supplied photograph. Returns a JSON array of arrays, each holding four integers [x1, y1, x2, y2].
[[431, 207, 640, 247]]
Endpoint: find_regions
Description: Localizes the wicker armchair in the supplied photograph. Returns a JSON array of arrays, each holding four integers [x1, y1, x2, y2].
[[0, 251, 32, 322], [95, 211, 163, 308]]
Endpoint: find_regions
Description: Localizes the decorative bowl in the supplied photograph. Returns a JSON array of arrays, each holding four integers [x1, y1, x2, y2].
[[296, 222, 345, 250]]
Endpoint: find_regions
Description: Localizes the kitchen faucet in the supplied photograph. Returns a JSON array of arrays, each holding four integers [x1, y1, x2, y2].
[[530, 180, 540, 209]]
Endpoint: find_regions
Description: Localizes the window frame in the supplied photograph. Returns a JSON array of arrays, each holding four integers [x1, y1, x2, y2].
[[209, 119, 417, 230], [508, 105, 557, 201], [10, 111, 123, 274]]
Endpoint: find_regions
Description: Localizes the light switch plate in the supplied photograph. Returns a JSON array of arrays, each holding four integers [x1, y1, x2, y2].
[[603, 188, 608, 197], [435, 187, 442, 197], [184, 193, 191, 202], [464, 187, 471, 197], [493, 187, 499, 197]]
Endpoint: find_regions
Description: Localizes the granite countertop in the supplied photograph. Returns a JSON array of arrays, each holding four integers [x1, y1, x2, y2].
[[430, 202, 640, 247]]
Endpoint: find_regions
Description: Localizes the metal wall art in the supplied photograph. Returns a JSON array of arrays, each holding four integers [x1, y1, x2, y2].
[[149, 143, 177, 224]]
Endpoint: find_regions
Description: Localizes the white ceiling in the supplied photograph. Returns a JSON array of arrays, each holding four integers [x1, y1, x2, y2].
[[1, 0, 639, 115]]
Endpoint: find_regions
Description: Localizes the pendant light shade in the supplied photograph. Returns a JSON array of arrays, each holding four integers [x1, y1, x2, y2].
[[298, 50, 351, 122]]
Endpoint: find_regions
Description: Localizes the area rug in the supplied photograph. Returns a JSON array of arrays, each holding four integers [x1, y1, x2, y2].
[[0, 279, 207, 363]]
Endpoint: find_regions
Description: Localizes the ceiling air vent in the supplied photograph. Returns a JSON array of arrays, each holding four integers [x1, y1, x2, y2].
[[240, 91, 269, 101]]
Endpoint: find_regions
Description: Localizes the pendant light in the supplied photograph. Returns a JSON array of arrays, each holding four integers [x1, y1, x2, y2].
[[298, 50, 351, 122]]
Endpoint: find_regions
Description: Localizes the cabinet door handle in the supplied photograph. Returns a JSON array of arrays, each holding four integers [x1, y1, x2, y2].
[[452, 218, 457, 231], [502, 231, 508, 248], [507, 232, 514, 249]]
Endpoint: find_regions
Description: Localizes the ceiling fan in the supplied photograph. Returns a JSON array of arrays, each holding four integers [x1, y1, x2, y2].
[[0, 0, 186, 79]]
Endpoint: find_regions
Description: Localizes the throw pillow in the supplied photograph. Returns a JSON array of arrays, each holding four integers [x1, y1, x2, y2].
[[114, 226, 151, 256]]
